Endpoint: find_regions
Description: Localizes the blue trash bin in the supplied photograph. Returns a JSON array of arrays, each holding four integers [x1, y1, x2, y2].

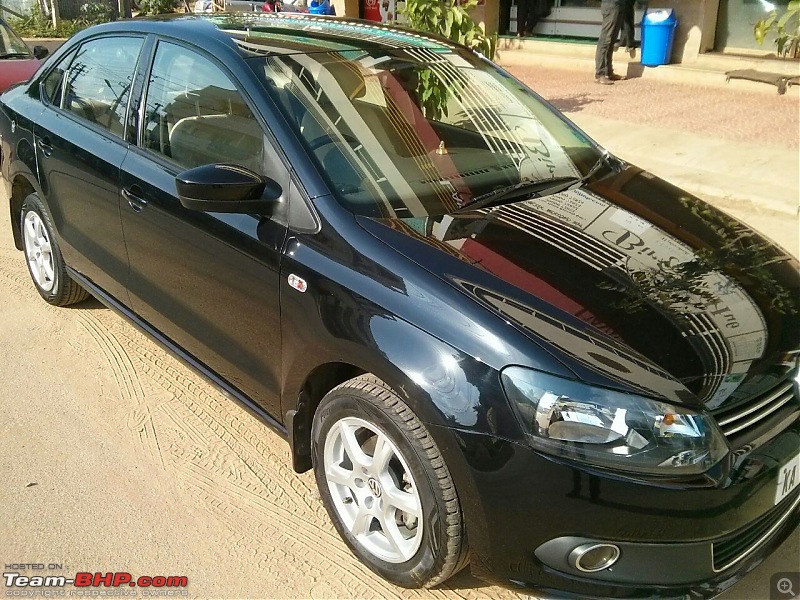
[[308, 0, 335, 14], [640, 9, 678, 67]]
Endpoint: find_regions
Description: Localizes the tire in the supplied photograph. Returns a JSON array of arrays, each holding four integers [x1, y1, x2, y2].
[[20, 194, 89, 306], [312, 374, 469, 588]]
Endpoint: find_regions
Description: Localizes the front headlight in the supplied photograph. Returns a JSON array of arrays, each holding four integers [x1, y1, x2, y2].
[[501, 367, 729, 476]]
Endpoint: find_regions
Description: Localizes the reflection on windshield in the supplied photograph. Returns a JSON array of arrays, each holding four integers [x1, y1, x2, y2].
[[248, 47, 597, 217]]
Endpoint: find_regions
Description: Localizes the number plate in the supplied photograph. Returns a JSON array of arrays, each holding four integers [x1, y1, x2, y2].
[[775, 452, 800, 505]]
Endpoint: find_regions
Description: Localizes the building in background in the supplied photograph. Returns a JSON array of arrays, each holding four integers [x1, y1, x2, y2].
[[332, 0, 797, 64], [486, 0, 797, 62], [2, 0, 795, 64]]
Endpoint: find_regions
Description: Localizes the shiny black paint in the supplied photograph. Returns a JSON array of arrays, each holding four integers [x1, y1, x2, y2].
[[34, 104, 132, 302], [175, 164, 278, 212], [278, 194, 573, 434], [358, 168, 800, 414], [0, 15, 797, 598], [66, 264, 288, 440], [32, 35, 146, 304], [430, 424, 800, 598], [120, 146, 287, 416]]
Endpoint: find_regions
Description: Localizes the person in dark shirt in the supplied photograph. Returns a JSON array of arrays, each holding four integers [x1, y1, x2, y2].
[[594, 0, 625, 84]]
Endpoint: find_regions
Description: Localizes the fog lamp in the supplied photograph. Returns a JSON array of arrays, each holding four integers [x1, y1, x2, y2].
[[569, 543, 620, 573]]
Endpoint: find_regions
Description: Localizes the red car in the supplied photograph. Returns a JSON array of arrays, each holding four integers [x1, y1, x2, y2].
[[0, 16, 48, 92]]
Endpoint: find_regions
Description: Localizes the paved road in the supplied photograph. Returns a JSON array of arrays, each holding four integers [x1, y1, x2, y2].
[[500, 61, 799, 150]]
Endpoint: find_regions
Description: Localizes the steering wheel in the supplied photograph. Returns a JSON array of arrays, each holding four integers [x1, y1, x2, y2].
[[308, 132, 360, 152]]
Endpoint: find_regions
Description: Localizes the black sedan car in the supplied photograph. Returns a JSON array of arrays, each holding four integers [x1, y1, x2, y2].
[[1, 13, 798, 597]]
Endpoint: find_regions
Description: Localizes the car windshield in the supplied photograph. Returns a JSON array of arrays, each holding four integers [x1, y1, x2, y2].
[[249, 47, 603, 218], [0, 20, 31, 57]]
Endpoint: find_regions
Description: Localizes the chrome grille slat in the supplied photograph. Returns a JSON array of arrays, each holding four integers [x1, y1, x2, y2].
[[717, 381, 794, 427], [713, 377, 798, 440], [722, 392, 794, 437]]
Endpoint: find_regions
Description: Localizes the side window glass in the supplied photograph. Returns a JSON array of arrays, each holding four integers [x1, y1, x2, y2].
[[41, 49, 76, 107], [63, 36, 143, 138], [142, 41, 263, 173]]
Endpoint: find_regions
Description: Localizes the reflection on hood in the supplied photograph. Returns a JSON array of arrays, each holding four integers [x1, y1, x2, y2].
[[361, 168, 800, 412]]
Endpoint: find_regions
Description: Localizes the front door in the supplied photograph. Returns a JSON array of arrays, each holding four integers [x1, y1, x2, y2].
[[120, 40, 288, 417]]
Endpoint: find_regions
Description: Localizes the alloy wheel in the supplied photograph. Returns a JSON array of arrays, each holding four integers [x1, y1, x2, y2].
[[23, 211, 56, 293], [323, 416, 424, 563]]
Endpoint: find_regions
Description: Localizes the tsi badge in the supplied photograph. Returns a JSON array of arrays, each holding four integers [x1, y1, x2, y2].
[[288, 273, 307, 293]]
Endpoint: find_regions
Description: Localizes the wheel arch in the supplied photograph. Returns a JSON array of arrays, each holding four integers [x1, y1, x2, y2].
[[283, 316, 522, 473], [284, 338, 498, 576], [286, 361, 367, 473], [9, 170, 42, 251]]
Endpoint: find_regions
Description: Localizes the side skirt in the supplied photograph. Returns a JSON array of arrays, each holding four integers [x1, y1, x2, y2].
[[66, 266, 289, 442]]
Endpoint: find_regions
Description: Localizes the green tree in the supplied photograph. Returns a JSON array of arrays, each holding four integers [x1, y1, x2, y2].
[[138, 0, 177, 15], [754, 1, 800, 58], [400, 0, 494, 59]]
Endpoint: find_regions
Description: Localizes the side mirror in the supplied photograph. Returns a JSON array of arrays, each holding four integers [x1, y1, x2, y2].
[[33, 45, 49, 60], [175, 163, 281, 213]]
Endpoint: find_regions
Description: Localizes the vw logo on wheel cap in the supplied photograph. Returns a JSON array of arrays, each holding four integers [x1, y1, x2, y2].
[[368, 477, 382, 497]]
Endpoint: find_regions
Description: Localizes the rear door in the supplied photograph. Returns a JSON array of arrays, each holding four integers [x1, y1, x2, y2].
[[34, 35, 144, 302], [120, 40, 289, 417]]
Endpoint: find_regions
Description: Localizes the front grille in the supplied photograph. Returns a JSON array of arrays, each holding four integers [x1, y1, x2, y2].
[[712, 490, 800, 572], [714, 379, 797, 439]]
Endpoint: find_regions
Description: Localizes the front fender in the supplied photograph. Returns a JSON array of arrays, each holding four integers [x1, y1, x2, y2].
[[280, 269, 522, 569], [283, 308, 524, 439], [279, 200, 543, 567]]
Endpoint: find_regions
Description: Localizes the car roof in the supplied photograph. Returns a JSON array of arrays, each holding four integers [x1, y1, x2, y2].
[[87, 13, 462, 56]]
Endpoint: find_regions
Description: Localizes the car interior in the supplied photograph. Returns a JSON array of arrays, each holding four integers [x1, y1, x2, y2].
[[144, 49, 264, 173], [261, 55, 522, 217]]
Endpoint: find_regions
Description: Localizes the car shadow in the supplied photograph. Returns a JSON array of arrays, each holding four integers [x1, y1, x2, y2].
[[437, 568, 509, 592], [68, 297, 106, 310]]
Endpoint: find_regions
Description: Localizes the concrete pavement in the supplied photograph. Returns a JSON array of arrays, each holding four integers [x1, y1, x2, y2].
[[497, 37, 800, 93], [500, 59, 800, 257]]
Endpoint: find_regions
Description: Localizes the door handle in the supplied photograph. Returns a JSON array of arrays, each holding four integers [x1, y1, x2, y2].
[[122, 186, 148, 212], [37, 137, 53, 157]]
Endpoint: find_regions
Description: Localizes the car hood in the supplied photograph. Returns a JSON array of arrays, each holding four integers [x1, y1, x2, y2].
[[356, 166, 800, 412], [0, 57, 39, 92]]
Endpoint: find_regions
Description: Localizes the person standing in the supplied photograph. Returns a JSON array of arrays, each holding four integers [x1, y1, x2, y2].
[[516, 0, 534, 37], [618, 0, 638, 54], [516, 0, 551, 37], [594, 0, 624, 85]]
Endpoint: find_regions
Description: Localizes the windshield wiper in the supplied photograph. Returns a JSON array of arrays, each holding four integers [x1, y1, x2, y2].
[[454, 151, 614, 214], [0, 52, 31, 59]]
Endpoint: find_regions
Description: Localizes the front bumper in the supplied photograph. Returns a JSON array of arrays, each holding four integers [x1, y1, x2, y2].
[[431, 422, 800, 598]]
